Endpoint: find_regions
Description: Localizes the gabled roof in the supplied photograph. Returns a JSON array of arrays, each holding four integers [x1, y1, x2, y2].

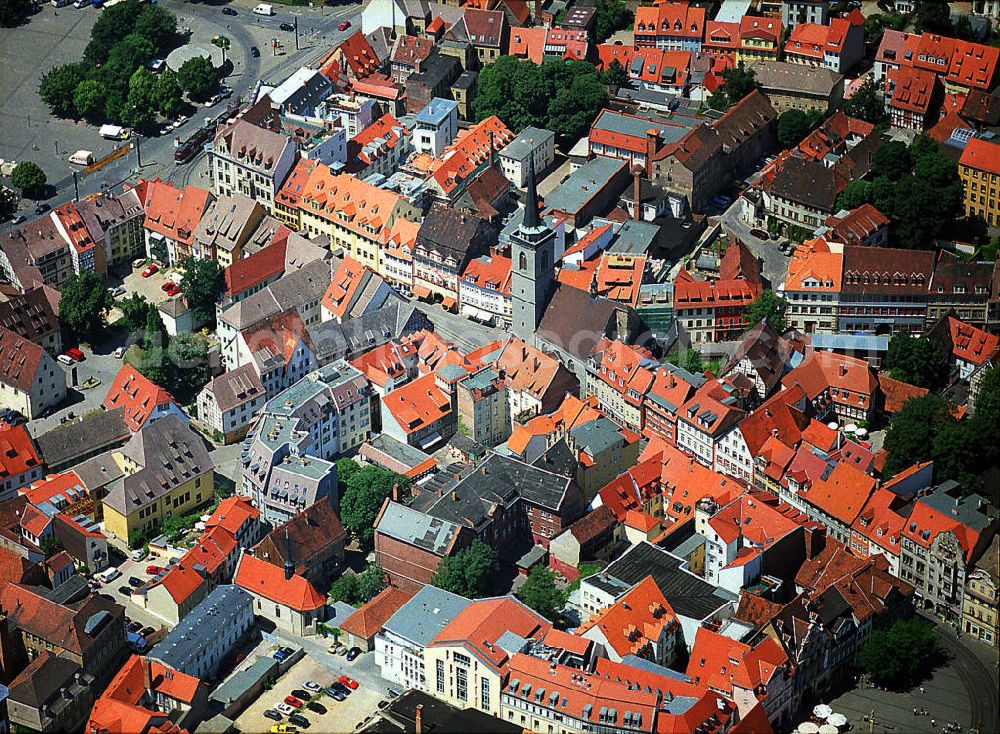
[[339, 586, 413, 641], [430, 596, 549, 671], [233, 552, 326, 611], [142, 180, 212, 246], [102, 365, 179, 432], [578, 575, 677, 658], [224, 239, 287, 296], [382, 371, 452, 435], [0, 423, 42, 483], [0, 325, 47, 393]]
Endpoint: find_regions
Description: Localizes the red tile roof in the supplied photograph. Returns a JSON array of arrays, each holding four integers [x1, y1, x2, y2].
[[339, 586, 413, 641], [142, 180, 211, 247], [382, 372, 452, 435], [577, 575, 678, 659], [322, 256, 371, 320], [0, 424, 41, 483], [223, 239, 287, 296], [432, 116, 514, 195], [959, 137, 1000, 177], [948, 316, 999, 365], [205, 495, 260, 537], [886, 66, 938, 115], [334, 31, 382, 78], [462, 253, 511, 295], [431, 596, 549, 670], [0, 325, 46, 393], [709, 491, 801, 547], [88, 654, 201, 734], [102, 364, 179, 432], [686, 626, 788, 697], [233, 552, 326, 611], [799, 461, 876, 526]]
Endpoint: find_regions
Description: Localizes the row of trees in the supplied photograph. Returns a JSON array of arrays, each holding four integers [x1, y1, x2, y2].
[[883, 366, 1000, 490], [37, 0, 213, 129], [0, 0, 30, 26], [835, 135, 963, 249], [473, 57, 608, 142]]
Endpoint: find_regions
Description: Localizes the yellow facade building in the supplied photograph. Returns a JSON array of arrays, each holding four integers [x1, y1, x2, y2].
[[963, 536, 999, 648], [958, 138, 1000, 227]]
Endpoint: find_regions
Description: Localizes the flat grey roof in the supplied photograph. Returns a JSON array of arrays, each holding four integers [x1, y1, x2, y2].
[[543, 156, 626, 215], [376, 501, 461, 556], [591, 109, 705, 146], [151, 585, 251, 672], [500, 127, 555, 163], [382, 585, 471, 646]]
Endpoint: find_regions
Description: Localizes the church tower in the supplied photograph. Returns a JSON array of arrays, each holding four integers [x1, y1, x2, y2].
[[511, 156, 556, 343]]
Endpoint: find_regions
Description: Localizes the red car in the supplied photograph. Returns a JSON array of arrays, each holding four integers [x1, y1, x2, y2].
[[141, 264, 159, 277], [284, 696, 303, 708], [338, 675, 359, 689], [162, 282, 181, 296], [64, 348, 85, 362], [146, 565, 164, 575], [338, 20, 351, 30]]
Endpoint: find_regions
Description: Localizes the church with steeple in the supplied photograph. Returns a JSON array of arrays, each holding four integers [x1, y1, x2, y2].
[[511, 157, 556, 344]]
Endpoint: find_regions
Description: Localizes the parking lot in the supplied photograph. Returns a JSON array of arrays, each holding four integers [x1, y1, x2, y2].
[[234, 648, 384, 733]]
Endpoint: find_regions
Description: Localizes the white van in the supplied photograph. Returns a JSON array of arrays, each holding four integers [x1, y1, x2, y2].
[[99, 124, 128, 141], [97, 567, 122, 584], [253, 3, 274, 14], [52, 0, 73, 7], [69, 150, 95, 166]]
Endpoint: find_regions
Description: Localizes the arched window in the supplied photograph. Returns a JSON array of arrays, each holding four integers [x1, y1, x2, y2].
[[519, 252, 527, 271]]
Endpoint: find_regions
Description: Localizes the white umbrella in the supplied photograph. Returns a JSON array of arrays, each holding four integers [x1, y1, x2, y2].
[[845, 424, 858, 433], [855, 428, 868, 438], [798, 723, 820, 734], [828, 713, 848, 728], [827, 421, 840, 430], [813, 704, 832, 719], [819, 725, 839, 734]]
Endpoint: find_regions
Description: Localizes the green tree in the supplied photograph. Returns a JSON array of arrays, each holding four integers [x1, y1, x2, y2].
[[143, 305, 167, 351], [106, 33, 157, 79], [340, 466, 411, 549], [517, 566, 565, 620], [40, 535, 65, 559], [431, 540, 498, 598], [168, 334, 210, 393], [0, 0, 30, 26], [602, 59, 629, 88], [593, 0, 631, 43], [882, 394, 952, 477], [128, 345, 172, 389], [667, 348, 704, 374], [9, 161, 47, 197], [871, 140, 912, 181], [84, 0, 142, 65], [329, 573, 360, 604], [777, 109, 813, 148], [122, 67, 158, 129], [858, 618, 939, 688], [844, 77, 887, 124], [745, 290, 789, 332], [884, 332, 943, 388], [153, 71, 184, 118], [134, 5, 177, 52], [177, 56, 218, 100], [119, 293, 155, 334], [179, 257, 224, 327], [329, 562, 386, 605], [953, 15, 975, 41], [336, 458, 361, 485], [708, 63, 756, 110], [39, 64, 88, 117], [547, 70, 609, 141], [59, 271, 115, 344], [914, 0, 952, 34], [835, 180, 874, 211], [931, 421, 980, 488], [74, 79, 108, 120]]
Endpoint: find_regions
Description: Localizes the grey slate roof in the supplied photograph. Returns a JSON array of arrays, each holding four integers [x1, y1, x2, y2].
[[376, 500, 461, 556], [499, 127, 555, 163], [543, 157, 626, 216], [381, 584, 471, 646], [590, 541, 737, 621], [34, 408, 130, 471], [151, 585, 252, 672], [308, 301, 430, 364]]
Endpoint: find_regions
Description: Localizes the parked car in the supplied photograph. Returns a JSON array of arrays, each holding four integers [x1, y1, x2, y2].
[[34, 203, 50, 215], [131, 549, 148, 563], [283, 695, 303, 708], [162, 282, 180, 296], [338, 20, 351, 30], [290, 689, 310, 701], [65, 347, 85, 362], [275, 703, 295, 716], [111, 285, 126, 297], [305, 701, 326, 715], [288, 714, 310, 729], [387, 687, 401, 699], [346, 647, 362, 661], [219, 86, 233, 99], [270, 725, 292, 734], [749, 228, 769, 240], [279, 21, 294, 30], [114, 346, 126, 359], [127, 576, 143, 588], [263, 710, 282, 722], [10, 214, 26, 225], [146, 565, 164, 575], [330, 682, 350, 696], [140, 627, 156, 637], [326, 688, 346, 701], [0, 409, 26, 425], [117, 585, 134, 596], [338, 676, 359, 690], [141, 264, 158, 277], [74, 0, 89, 7], [250, 46, 260, 57], [279, 646, 295, 657], [222, 6, 237, 14], [303, 681, 321, 693], [127, 620, 143, 632]]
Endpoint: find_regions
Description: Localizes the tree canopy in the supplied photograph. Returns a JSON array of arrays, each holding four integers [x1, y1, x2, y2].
[[339, 466, 411, 549], [473, 57, 608, 141], [10, 161, 46, 196], [884, 333, 943, 389], [746, 290, 789, 333], [858, 618, 940, 688], [59, 271, 115, 344], [707, 63, 756, 110], [177, 56, 218, 100], [430, 540, 498, 599], [40, 64, 87, 117], [777, 109, 822, 149], [592, 0, 631, 43], [329, 562, 386, 606], [179, 257, 224, 327], [667, 348, 704, 374], [843, 77, 887, 125], [913, 0, 952, 35], [517, 566, 566, 620], [0, 0, 30, 27]]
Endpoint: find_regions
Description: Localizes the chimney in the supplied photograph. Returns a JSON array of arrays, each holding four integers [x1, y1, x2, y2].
[[451, 490, 458, 502], [284, 527, 295, 581], [391, 483, 401, 503], [415, 704, 423, 734], [632, 166, 642, 222]]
